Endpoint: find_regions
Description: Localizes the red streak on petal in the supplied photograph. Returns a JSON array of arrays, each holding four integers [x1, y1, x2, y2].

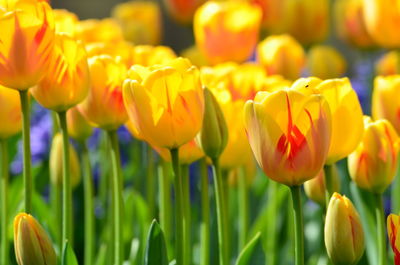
[[389, 217, 400, 265]]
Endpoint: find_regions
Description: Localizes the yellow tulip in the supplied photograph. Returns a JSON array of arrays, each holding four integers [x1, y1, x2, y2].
[[78, 55, 128, 130], [243, 89, 331, 186], [154, 139, 204, 165], [0, 0, 55, 90], [375, 51, 400, 76], [14, 213, 57, 265], [53, 9, 78, 36], [85, 41, 134, 68], [334, 0, 375, 49], [67, 107, 93, 141], [0, 85, 21, 139], [257, 35, 305, 80], [112, 1, 162, 45], [32, 33, 89, 112], [348, 116, 399, 194], [194, 1, 262, 65], [325, 193, 365, 265], [363, 0, 400, 48], [49, 133, 81, 189], [131, 45, 177, 66], [181, 46, 209, 67], [75, 18, 124, 44], [372, 75, 400, 134], [123, 57, 204, 149], [306, 45, 347, 79], [282, 0, 329, 46], [294, 77, 364, 164], [304, 167, 340, 206], [163, 0, 206, 24], [387, 214, 400, 264]]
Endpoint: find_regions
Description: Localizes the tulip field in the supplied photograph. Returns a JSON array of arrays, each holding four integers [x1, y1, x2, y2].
[[2, 0, 400, 265]]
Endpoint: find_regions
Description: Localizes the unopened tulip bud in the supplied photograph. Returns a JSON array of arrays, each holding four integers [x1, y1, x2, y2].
[[197, 88, 228, 160], [50, 133, 81, 189], [387, 214, 400, 264], [304, 166, 340, 206], [325, 193, 364, 265], [67, 107, 93, 141], [14, 213, 57, 265]]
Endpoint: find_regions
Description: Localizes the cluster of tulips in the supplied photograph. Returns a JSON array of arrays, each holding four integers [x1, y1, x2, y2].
[[2, 0, 400, 265]]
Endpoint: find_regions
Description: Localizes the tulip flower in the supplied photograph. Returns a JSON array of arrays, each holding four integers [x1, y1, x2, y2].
[[304, 167, 340, 206], [244, 89, 331, 186], [155, 139, 204, 165], [376, 52, 400, 76], [85, 41, 134, 68], [372, 75, 400, 134], [50, 133, 81, 189], [75, 18, 124, 44], [181, 46, 209, 67], [387, 214, 400, 265], [163, 0, 206, 24], [250, 0, 286, 32], [32, 33, 90, 112], [363, 0, 400, 48], [131, 45, 177, 66], [0, 85, 21, 139], [112, 1, 162, 45], [348, 116, 399, 194], [0, 0, 55, 90], [123, 57, 204, 149], [194, 1, 262, 65], [53, 9, 78, 36], [334, 0, 375, 49], [78, 55, 128, 130], [306, 45, 347, 79], [14, 213, 57, 265], [325, 193, 365, 265], [257, 35, 305, 80]]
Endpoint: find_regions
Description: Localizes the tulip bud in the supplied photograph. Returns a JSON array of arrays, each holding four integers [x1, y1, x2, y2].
[[197, 88, 228, 160], [306, 45, 347, 79], [0, 85, 21, 139], [325, 193, 365, 265], [304, 167, 340, 206], [67, 107, 93, 141], [387, 213, 400, 264], [375, 51, 400, 76], [50, 133, 81, 189], [14, 213, 57, 265]]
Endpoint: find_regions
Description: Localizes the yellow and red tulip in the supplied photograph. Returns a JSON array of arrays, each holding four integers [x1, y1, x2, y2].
[[0, 85, 21, 139], [388, 213, 400, 265], [250, 0, 286, 33], [306, 45, 347, 79], [75, 18, 124, 44], [243, 88, 331, 186], [53, 9, 78, 36], [0, 0, 55, 90], [131, 45, 177, 66], [163, 0, 206, 24], [375, 52, 400, 76], [85, 41, 134, 68], [155, 139, 204, 165]]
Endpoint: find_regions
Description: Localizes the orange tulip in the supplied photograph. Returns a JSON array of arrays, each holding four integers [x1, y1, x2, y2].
[[387, 214, 400, 265], [32, 33, 89, 112], [0, 85, 21, 139], [131, 45, 177, 66], [163, 0, 206, 24], [75, 18, 124, 44], [78, 55, 128, 130], [53, 9, 78, 36], [67, 107, 93, 141], [0, 0, 55, 90], [194, 1, 262, 65], [375, 51, 400, 76], [244, 89, 331, 186]]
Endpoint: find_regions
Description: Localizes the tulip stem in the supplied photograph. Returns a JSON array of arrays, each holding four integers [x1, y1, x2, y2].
[[159, 160, 172, 256], [181, 164, 191, 265], [211, 158, 229, 265], [375, 193, 387, 265], [200, 159, 210, 265], [19, 90, 32, 214], [58, 111, 73, 252], [81, 141, 94, 265], [324, 164, 334, 208], [238, 167, 248, 251], [107, 130, 124, 265], [170, 148, 185, 265], [146, 144, 156, 220], [290, 185, 304, 265], [1, 140, 9, 265]]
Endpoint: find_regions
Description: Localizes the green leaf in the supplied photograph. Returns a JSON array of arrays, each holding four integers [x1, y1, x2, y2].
[[62, 241, 78, 265], [144, 219, 168, 265], [95, 244, 108, 265], [235, 232, 261, 265]]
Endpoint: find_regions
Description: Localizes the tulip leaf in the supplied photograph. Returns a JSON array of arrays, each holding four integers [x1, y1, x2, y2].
[[235, 232, 261, 265], [95, 244, 107, 265], [144, 219, 169, 265], [62, 241, 78, 265]]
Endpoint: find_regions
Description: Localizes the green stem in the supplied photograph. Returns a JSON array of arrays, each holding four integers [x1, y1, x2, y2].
[[146, 144, 156, 220], [375, 193, 387, 265], [19, 90, 32, 213], [170, 148, 185, 265], [200, 159, 210, 265], [211, 158, 229, 265], [290, 185, 304, 265], [81, 141, 94, 265], [159, 160, 172, 253], [266, 181, 278, 265], [58, 111, 72, 250], [107, 130, 124, 265], [238, 167, 248, 251], [1, 140, 9, 265], [181, 164, 191, 265], [324, 164, 334, 208]]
